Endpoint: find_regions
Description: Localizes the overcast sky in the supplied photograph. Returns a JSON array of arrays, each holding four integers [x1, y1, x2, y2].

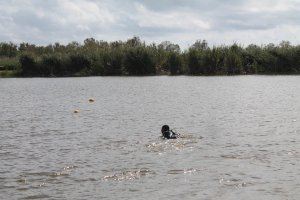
[[0, 0, 299, 48]]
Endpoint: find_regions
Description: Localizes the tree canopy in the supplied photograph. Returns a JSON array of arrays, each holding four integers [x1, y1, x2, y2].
[[1, 37, 300, 77]]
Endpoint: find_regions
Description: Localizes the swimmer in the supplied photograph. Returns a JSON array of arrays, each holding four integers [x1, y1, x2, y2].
[[161, 125, 178, 139]]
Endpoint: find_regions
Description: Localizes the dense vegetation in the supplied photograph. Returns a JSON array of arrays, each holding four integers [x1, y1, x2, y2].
[[0, 37, 300, 77]]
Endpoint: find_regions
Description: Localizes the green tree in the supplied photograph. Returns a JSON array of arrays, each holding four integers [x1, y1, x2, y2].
[[19, 54, 37, 76], [167, 52, 182, 75], [102, 50, 123, 75], [224, 44, 243, 74], [123, 47, 155, 75], [0, 42, 17, 57]]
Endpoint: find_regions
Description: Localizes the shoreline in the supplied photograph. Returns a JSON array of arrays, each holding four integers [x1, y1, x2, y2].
[[2, 70, 300, 78]]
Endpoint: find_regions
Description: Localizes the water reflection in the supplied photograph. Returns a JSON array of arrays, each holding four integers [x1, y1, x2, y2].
[[146, 133, 201, 153]]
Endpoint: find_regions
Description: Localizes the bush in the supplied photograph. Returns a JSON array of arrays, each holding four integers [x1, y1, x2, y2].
[[40, 54, 65, 76], [90, 59, 104, 75], [167, 52, 182, 75], [102, 50, 123, 75], [68, 54, 91, 74], [222, 45, 243, 74], [224, 51, 243, 74], [19, 54, 37, 76], [1, 38, 300, 76], [187, 49, 210, 75], [123, 47, 155, 75], [0, 42, 17, 57], [0, 57, 20, 70]]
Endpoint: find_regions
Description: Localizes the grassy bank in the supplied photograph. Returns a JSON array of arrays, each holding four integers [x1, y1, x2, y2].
[[0, 70, 19, 77]]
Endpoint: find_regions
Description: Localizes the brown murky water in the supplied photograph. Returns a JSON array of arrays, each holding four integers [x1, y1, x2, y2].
[[0, 76, 299, 199]]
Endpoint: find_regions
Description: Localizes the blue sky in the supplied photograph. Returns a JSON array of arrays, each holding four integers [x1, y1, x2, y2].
[[0, 0, 299, 48]]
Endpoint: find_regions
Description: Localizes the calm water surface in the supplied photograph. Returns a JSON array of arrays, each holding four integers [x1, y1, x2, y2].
[[0, 76, 299, 200]]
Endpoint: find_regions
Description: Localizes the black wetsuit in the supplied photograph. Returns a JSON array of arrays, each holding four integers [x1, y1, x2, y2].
[[162, 130, 177, 139]]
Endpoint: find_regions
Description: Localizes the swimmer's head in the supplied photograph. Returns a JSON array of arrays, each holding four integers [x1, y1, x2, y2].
[[161, 125, 170, 133]]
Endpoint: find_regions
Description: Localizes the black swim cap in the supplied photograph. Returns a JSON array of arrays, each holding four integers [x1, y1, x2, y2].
[[161, 125, 170, 133]]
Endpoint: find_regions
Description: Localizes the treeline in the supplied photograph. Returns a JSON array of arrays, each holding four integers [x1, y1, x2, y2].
[[1, 37, 300, 77]]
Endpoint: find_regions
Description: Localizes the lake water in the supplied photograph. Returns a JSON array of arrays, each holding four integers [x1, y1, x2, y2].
[[0, 76, 299, 200]]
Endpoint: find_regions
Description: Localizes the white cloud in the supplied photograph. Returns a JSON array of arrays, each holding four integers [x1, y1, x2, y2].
[[59, 0, 116, 25], [0, 0, 299, 48], [243, 0, 298, 13], [134, 3, 211, 30]]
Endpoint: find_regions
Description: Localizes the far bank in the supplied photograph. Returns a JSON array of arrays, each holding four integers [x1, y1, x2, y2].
[[1, 37, 300, 78]]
